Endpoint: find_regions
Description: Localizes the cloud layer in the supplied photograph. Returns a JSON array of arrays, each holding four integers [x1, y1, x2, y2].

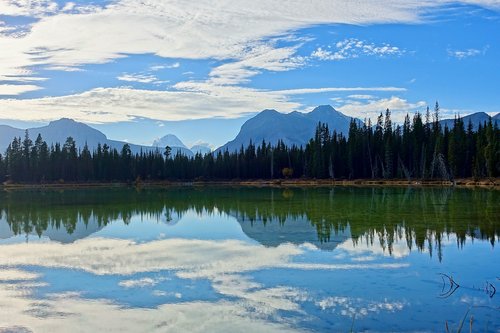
[[0, 0, 499, 123]]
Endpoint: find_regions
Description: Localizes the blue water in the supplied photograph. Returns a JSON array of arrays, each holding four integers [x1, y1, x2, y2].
[[0, 187, 498, 332]]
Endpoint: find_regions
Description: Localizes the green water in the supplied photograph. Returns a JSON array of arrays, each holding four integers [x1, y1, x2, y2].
[[0, 186, 498, 332]]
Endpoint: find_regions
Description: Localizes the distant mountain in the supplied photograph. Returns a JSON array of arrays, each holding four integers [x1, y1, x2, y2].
[[153, 134, 188, 149], [0, 124, 23, 151], [190, 144, 212, 155], [0, 118, 193, 157], [218, 105, 357, 152], [439, 112, 499, 131], [152, 134, 193, 156]]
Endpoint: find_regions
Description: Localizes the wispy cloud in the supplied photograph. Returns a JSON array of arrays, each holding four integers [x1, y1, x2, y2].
[[0, 86, 300, 123], [311, 38, 404, 61], [347, 94, 376, 100], [150, 62, 180, 71], [207, 43, 305, 85], [447, 46, 488, 59], [273, 87, 406, 95], [1, 0, 498, 121], [45, 65, 84, 72], [0, 1, 488, 86], [0, 84, 42, 95], [117, 73, 168, 85], [0, 0, 59, 17]]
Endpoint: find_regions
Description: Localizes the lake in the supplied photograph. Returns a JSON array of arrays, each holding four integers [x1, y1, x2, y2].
[[0, 186, 498, 332]]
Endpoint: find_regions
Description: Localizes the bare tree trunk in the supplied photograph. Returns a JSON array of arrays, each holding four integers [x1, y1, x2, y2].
[[398, 156, 411, 181]]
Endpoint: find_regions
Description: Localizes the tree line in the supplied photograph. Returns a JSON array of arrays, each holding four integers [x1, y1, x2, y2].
[[0, 103, 498, 183]]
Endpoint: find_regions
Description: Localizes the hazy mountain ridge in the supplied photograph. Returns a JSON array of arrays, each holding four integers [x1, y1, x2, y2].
[[153, 134, 212, 156], [190, 144, 212, 155], [0, 118, 195, 157], [439, 112, 499, 131]]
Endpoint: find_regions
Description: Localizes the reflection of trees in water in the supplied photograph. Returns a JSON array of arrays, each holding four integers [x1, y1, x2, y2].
[[0, 187, 498, 258]]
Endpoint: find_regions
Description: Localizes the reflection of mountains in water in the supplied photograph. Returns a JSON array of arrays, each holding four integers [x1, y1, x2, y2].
[[234, 213, 351, 250], [0, 208, 183, 243], [0, 215, 104, 243], [0, 187, 497, 258]]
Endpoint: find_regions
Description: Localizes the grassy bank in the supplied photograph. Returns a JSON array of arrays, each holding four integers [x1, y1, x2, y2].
[[1, 178, 499, 190]]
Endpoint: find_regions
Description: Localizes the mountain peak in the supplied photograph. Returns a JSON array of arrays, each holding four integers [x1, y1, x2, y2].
[[258, 109, 280, 117], [49, 118, 77, 125], [153, 134, 187, 149], [310, 105, 336, 114]]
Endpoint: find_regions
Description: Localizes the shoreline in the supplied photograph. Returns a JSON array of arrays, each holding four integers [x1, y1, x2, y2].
[[1, 178, 499, 190]]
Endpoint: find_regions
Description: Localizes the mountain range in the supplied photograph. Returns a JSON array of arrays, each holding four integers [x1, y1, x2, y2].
[[0, 118, 210, 157], [0, 107, 498, 155], [439, 112, 499, 131]]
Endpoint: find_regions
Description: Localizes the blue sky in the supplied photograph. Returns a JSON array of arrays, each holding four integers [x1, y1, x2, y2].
[[0, 1, 499, 148]]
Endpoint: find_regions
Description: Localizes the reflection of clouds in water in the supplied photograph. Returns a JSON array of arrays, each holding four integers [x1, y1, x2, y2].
[[316, 296, 406, 318], [351, 256, 377, 262], [282, 263, 408, 270], [0, 238, 302, 276], [338, 230, 412, 259], [0, 238, 410, 332], [211, 274, 307, 314], [0, 281, 304, 333], [339, 229, 467, 261]]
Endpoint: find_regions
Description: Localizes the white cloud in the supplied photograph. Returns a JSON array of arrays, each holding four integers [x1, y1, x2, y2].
[[0, 0, 59, 17], [311, 38, 404, 61], [150, 62, 180, 71], [117, 73, 168, 84], [1, 1, 494, 85], [0, 85, 415, 123], [0, 0, 498, 122], [0, 84, 42, 95], [347, 94, 375, 100], [44, 65, 85, 72], [0, 269, 40, 281], [119, 277, 167, 288], [274, 87, 406, 95], [337, 96, 427, 122], [207, 42, 305, 85], [167, 62, 180, 69], [61, 2, 76, 12], [0, 86, 300, 123], [447, 48, 485, 59]]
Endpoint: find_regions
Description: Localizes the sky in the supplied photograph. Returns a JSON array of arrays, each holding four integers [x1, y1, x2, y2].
[[0, 0, 499, 148]]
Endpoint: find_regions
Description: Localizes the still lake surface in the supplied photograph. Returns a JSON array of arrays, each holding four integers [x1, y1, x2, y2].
[[0, 186, 498, 332]]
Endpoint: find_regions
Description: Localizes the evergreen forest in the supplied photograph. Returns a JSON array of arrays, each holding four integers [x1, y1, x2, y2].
[[1, 105, 498, 183]]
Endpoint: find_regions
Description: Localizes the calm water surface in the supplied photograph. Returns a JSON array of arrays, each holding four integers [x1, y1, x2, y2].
[[0, 187, 498, 332]]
